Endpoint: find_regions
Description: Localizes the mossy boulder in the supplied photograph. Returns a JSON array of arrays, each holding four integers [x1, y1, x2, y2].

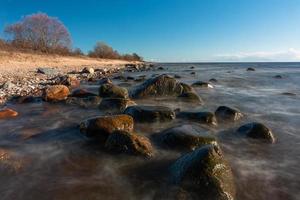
[[79, 114, 134, 142], [124, 105, 176, 123], [215, 106, 243, 122], [105, 130, 153, 157], [99, 83, 128, 99], [237, 122, 276, 143], [130, 75, 192, 98], [169, 144, 236, 200], [177, 111, 217, 126], [43, 85, 70, 102], [99, 98, 136, 113], [178, 92, 203, 104], [153, 124, 217, 152]]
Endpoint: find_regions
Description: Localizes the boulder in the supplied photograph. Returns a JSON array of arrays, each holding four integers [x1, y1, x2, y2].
[[237, 122, 276, 143], [0, 108, 18, 119], [43, 85, 70, 102], [37, 67, 58, 75], [192, 81, 214, 88], [177, 111, 217, 126], [105, 130, 153, 157], [177, 92, 203, 104], [209, 78, 218, 83], [124, 105, 175, 123], [79, 114, 134, 141], [131, 75, 192, 98], [215, 106, 243, 122], [247, 67, 255, 71], [153, 124, 217, 151], [57, 75, 80, 89], [70, 88, 97, 98], [169, 144, 236, 200], [99, 98, 136, 113], [99, 83, 129, 99]]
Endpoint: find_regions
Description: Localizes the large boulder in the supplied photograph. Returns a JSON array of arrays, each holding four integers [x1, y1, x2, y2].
[[70, 88, 97, 98], [79, 114, 134, 142], [177, 111, 217, 126], [99, 83, 129, 99], [130, 75, 192, 98], [215, 106, 243, 122], [153, 124, 217, 151], [177, 92, 203, 104], [124, 105, 175, 123], [0, 108, 18, 119], [169, 144, 236, 200], [105, 130, 153, 157], [237, 122, 276, 143], [43, 85, 70, 102], [99, 98, 136, 113]]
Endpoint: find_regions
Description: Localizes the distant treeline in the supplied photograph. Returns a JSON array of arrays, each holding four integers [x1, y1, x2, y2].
[[0, 13, 143, 61]]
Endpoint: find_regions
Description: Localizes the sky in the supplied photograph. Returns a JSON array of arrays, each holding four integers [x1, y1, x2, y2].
[[1, 0, 300, 62]]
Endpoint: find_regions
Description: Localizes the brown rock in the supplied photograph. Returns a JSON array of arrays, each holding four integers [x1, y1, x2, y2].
[[43, 85, 70, 102], [0, 108, 18, 119]]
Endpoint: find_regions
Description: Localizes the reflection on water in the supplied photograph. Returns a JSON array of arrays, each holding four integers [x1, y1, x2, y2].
[[0, 63, 299, 200]]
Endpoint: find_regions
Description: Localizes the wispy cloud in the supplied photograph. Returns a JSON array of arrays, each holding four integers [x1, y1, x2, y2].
[[214, 48, 300, 62]]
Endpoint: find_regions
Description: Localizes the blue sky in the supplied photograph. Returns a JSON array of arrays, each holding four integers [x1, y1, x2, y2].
[[1, 0, 300, 62]]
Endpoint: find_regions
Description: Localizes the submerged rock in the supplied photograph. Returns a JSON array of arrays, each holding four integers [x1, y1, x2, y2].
[[124, 105, 176, 123], [209, 78, 218, 83], [99, 83, 129, 99], [80, 114, 134, 142], [281, 92, 296, 96], [65, 96, 101, 108], [105, 130, 153, 157], [169, 144, 236, 200], [99, 98, 136, 113], [130, 75, 192, 98], [273, 75, 283, 79], [177, 111, 217, 126], [192, 81, 214, 88], [215, 106, 243, 122], [237, 122, 276, 143], [153, 124, 217, 151], [70, 88, 97, 98], [0, 108, 18, 119], [178, 92, 203, 104], [43, 85, 70, 102], [247, 67, 255, 71]]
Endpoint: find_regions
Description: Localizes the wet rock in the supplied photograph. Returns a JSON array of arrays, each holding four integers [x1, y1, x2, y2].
[[273, 75, 283, 79], [11, 96, 42, 104], [82, 67, 94, 74], [37, 67, 58, 75], [80, 114, 134, 141], [124, 105, 176, 123], [177, 111, 217, 126], [153, 124, 217, 151], [174, 74, 182, 79], [98, 78, 112, 85], [118, 83, 133, 87], [105, 130, 153, 157], [99, 98, 136, 113], [158, 67, 164, 70], [281, 92, 296, 96], [126, 76, 135, 80], [190, 66, 195, 69], [247, 67, 255, 71], [131, 75, 192, 98], [0, 108, 18, 119], [70, 88, 97, 98], [190, 72, 196, 75], [209, 78, 218, 83], [215, 106, 243, 122], [99, 83, 129, 99], [178, 92, 203, 104], [43, 85, 70, 102], [237, 122, 276, 143], [113, 75, 126, 80], [0, 148, 27, 173], [169, 144, 236, 200], [58, 75, 80, 89], [192, 81, 214, 88], [65, 96, 101, 108]]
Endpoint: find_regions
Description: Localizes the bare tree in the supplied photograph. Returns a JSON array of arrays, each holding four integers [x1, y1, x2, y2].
[[5, 12, 71, 52], [88, 42, 120, 59]]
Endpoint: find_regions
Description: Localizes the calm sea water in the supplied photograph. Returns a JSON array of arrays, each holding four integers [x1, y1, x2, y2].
[[0, 63, 299, 200]]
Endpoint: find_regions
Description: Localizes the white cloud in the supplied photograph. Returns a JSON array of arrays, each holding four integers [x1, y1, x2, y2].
[[214, 48, 300, 62]]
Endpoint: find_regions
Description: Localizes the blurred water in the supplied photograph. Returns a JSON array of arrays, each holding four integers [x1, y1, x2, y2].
[[0, 63, 299, 200]]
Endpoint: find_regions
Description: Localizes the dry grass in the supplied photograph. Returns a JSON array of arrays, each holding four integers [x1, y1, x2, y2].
[[0, 50, 140, 76]]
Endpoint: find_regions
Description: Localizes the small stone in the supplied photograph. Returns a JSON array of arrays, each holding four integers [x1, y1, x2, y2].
[[37, 67, 58, 75], [215, 106, 243, 122], [0, 108, 18, 119], [82, 67, 94, 74], [43, 85, 70, 102], [192, 81, 214, 88], [247, 67, 255, 71]]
